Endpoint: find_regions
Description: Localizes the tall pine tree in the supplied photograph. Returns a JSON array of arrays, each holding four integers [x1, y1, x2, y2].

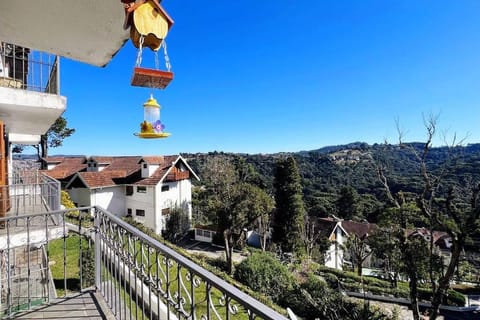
[[272, 156, 306, 254]]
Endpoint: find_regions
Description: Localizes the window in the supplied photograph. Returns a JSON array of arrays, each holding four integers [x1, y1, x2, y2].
[[136, 209, 145, 217], [161, 185, 169, 192], [143, 163, 148, 169], [127, 208, 132, 217], [126, 186, 133, 196], [162, 208, 170, 216], [137, 186, 147, 193]]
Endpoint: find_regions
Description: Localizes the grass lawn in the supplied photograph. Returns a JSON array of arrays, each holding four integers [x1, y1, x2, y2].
[[48, 234, 93, 297]]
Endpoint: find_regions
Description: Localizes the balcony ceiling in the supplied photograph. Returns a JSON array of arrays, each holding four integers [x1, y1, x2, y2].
[[0, 0, 129, 67], [0, 87, 66, 144]]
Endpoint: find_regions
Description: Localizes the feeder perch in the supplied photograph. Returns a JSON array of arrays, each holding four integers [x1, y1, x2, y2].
[[134, 95, 171, 139], [131, 67, 173, 89]]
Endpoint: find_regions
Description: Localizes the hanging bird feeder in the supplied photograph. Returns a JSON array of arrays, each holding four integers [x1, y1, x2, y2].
[[123, 0, 174, 89], [134, 95, 171, 139]]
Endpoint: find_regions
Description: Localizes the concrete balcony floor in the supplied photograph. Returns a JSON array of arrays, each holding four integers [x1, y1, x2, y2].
[[11, 291, 114, 320]]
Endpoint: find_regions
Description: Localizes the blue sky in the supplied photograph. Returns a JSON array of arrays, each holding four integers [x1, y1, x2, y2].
[[54, 0, 480, 156]]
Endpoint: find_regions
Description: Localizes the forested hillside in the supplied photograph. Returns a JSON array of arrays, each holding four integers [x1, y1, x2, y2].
[[184, 142, 480, 223]]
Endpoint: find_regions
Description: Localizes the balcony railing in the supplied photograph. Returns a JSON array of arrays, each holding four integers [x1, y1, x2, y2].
[[0, 204, 288, 319], [1, 171, 61, 219], [0, 42, 59, 94]]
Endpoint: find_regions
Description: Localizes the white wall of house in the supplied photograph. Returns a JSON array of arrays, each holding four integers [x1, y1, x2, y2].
[[152, 179, 193, 235], [141, 163, 159, 178], [67, 187, 91, 208], [90, 186, 125, 216], [126, 185, 155, 229], [47, 163, 58, 170], [324, 224, 347, 270]]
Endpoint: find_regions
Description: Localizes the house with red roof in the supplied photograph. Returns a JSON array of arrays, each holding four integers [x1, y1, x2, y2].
[[45, 155, 199, 234], [314, 217, 376, 271], [316, 217, 452, 273]]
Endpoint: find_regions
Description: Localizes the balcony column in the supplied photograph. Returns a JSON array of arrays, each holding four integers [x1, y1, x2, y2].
[[94, 208, 101, 291]]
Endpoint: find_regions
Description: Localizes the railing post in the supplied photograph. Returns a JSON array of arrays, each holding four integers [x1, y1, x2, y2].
[[56, 56, 60, 94], [94, 207, 101, 291]]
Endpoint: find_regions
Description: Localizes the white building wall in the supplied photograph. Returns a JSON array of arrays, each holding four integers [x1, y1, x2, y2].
[[154, 183, 162, 234], [126, 185, 155, 230], [151, 179, 193, 235], [90, 186, 125, 216], [67, 188, 91, 208], [141, 163, 159, 178], [324, 225, 346, 270]]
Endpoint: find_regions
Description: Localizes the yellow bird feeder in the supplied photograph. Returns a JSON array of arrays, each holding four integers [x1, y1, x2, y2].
[[134, 95, 171, 139]]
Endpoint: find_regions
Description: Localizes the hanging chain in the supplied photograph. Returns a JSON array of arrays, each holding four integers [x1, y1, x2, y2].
[[135, 36, 145, 67], [162, 41, 171, 72], [154, 51, 160, 70]]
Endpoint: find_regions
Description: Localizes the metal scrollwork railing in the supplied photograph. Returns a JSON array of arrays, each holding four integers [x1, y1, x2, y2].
[[93, 206, 287, 320]]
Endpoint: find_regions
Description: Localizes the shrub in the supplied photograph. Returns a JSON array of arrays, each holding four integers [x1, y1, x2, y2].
[[446, 289, 466, 307], [234, 252, 293, 302], [61, 190, 80, 218]]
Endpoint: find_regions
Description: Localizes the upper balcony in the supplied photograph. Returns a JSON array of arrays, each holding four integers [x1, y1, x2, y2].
[[0, 43, 66, 145]]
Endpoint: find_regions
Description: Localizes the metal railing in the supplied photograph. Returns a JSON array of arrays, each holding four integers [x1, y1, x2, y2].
[[0, 42, 59, 94], [1, 171, 61, 219], [0, 205, 288, 319]]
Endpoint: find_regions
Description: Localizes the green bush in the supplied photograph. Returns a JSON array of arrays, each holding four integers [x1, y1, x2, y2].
[[446, 289, 466, 307], [234, 252, 293, 303], [61, 191, 80, 217]]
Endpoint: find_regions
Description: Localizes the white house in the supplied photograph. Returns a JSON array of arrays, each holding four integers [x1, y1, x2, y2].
[[315, 217, 376, 271], [52, 155, 199, 234]]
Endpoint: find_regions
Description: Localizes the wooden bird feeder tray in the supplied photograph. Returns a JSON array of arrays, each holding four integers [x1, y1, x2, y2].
[[131, 67, 174, 89]]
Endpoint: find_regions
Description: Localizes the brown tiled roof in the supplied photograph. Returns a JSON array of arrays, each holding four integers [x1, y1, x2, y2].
[[141, 156, 165, 165], [407, 228, 449, 244], [78, 172, 116, 188], [90, 157, 114, 164], [44, 156, 66, 164], [341, 220, 376, 238], [44, 156, 87, 180], [134, 155, 178, 185], [309, 217, 339, 239], [102, 156, 143, 177]]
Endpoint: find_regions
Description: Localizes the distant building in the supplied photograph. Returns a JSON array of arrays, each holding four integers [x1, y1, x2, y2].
[[44, 155, 199, 234], [315, 217, 376, 270]]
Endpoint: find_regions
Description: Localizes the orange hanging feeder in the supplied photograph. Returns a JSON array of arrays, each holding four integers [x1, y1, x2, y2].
[[123, 0, 174, 89]]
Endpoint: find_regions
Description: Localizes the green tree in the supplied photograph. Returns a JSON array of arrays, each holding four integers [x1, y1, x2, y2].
[[368, 224, 403, 288], [272, 156, 306, 254], [336, 186, 359, 220], [345, 233, 372, 277], [234, 252, 293, 303], [198, 156, 274, 274], [164, 206, 191, 244]]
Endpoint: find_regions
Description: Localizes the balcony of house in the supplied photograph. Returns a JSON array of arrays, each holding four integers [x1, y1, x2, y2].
[[0, 171, 289, 319], [0, 43, 66, 145], [0, 170, 64, 249]]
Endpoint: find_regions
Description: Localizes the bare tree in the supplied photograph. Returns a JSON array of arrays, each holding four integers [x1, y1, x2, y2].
[[345, 233, 372, 277], [376, 115, 478, 320]]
